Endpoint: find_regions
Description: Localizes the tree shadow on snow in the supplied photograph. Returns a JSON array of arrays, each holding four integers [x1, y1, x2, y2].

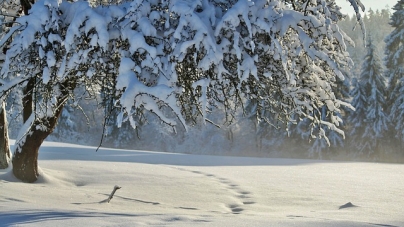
[[0, 209, 149, 226]]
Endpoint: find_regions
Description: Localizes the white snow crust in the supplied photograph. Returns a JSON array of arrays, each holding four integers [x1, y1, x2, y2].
[[1, 140, 403, 227]]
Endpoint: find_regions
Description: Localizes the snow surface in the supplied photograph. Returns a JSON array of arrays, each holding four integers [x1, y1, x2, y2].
[[1, 141, 403, 227]]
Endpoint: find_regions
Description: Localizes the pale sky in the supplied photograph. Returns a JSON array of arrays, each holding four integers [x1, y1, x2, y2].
[[336, 0, 397, 14]]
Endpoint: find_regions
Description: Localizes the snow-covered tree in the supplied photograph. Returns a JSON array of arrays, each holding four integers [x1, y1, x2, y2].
[[349, 35, 388, 157], [0, 0, 365, 182], [385, 0, 404, 148], [347, 77, 365, 143], [307, 78, 351, 159], [385, 0, 404, 97], [389, 70, 404, 149], [281, 63, 352, 158], [0, 0, 20, 169]]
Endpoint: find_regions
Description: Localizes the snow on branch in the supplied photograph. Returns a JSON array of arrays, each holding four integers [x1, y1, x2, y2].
[[0, 0, 364, 137], [346, 0, 366, 43]]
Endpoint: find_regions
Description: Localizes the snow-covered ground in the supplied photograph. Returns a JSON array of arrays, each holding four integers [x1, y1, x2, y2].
[[1, 141, 403, 227]]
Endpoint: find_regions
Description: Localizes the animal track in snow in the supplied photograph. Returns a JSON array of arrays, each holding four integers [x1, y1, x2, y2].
[[227, 204, 244, 214], [174, 167, 255, 215]]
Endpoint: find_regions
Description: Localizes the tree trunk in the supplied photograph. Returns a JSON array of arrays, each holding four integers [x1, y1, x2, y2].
[[12, 103, 65, 182], [12, 80, 73, 183], [0, 102, 11, 169]]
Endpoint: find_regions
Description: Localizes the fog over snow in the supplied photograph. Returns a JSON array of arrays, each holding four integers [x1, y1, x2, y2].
[[1, 141, 403, 226]]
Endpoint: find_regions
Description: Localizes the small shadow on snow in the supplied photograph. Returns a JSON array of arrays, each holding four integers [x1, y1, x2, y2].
[[368, 224, 401, 227], [176, 206, 198, 210]]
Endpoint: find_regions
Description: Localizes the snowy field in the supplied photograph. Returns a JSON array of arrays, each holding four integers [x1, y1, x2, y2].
[[1, 141, 404, 227]]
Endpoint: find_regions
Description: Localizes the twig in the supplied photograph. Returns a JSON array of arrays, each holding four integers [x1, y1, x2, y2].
[[107, 185, 121, 203], [205, 118, 221, 128], [96, 103, 116, 152]]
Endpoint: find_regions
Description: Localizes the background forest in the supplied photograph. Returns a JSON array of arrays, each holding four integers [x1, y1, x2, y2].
[[1, 4, 402, 163]]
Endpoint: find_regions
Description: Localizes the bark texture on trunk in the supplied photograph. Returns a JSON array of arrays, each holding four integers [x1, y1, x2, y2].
[[0, 102, 11, 169]]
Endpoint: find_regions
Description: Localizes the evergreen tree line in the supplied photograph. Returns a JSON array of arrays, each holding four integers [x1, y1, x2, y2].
[[290, 4, 404, 162], [2, 1, 404, 163]]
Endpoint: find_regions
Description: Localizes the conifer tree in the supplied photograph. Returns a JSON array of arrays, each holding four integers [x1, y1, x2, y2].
[[350, 35, 388, 157], [348, 78, 366, 142], [385, 0, 404, 148], [385, 0, 404, 107], [388, 72, 404, 149]]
